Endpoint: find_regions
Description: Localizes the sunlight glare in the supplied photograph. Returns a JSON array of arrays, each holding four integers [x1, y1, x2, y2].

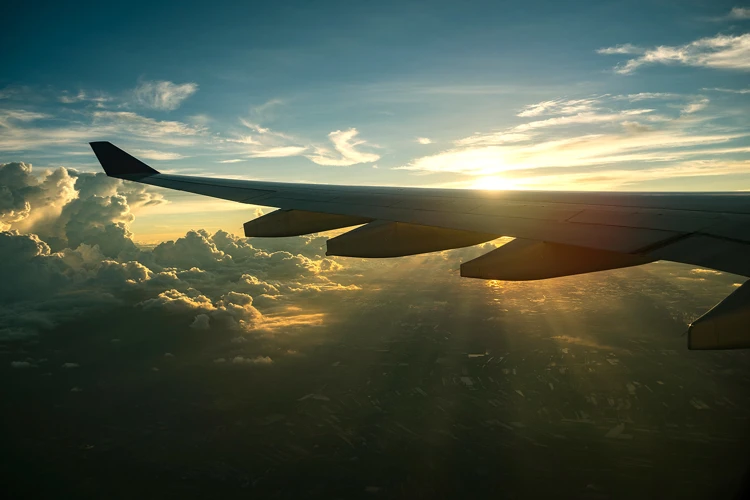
[[470, 176, 519, 190]]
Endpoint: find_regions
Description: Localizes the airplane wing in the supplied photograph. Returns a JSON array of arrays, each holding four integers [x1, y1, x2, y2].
[[90, 141, 750, 350]]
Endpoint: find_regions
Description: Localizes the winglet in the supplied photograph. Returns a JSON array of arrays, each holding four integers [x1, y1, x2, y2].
[[89, 141, 159, 177]]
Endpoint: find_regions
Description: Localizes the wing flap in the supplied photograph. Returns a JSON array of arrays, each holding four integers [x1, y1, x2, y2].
[[244, 210, 372, 237], [460, 239, 653, 281], [648, 235, 750, 277], [326, 221, 499, 258]]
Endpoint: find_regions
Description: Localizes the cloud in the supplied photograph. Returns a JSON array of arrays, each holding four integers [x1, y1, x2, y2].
[[190, 313, 211, 330], [703, 87, 750, 94], [517, 98, 601, 117], [247, 146, 309, 158], [600, 33, 750, 74], [0, 161, 368, 340], [231, 355, 273, 365], [306, 129, 380, 166], [728, 7, 750, 20], [596, 44, 643, 55], [58, 90, 112, 106], [615, 92, 682, 101], [62, 362, 79, 368], [416, 137, 433, 145], [681, 98, 710, 114], [11, 361, 33, 368], [91, 111, 206, 144], [132, 80, 199, 111], [397, 92, 746, 184], [132, 149, 186, 160], [228, 119, 308, 158]]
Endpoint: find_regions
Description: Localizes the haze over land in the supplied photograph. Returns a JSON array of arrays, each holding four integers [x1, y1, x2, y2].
[[2, 160, 750, 498]]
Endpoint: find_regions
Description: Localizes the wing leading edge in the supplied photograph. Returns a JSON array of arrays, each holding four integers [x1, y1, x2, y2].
[[90, 141, 750, 349]]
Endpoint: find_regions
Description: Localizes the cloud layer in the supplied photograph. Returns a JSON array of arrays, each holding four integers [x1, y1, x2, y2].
[[0, 161, 364, 341]]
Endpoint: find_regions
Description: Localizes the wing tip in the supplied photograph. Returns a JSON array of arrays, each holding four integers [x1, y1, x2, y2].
[[89, 141, 160, 177]]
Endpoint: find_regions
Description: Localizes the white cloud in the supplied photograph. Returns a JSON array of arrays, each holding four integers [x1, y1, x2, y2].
[[703, 87, 750, 94], [517, 98, 601, 117], [512, 110, 657, 132], [132, 80, 199, 111], [247, 146, 309, 158], [232, 355, 273, 365], [132, 149, 186, 160], [227, 119, 307, 158], [616, 92, 682, 101], [416, 137, 432, 145], [58, 90, 112, 106], [600, 33, 750, 74], [596, 44, 643, 55], [681, 98, 710, 114], [306, 128, 380, 166], [217, 159, 245, 163], [454, 132, 531, 147], [62, 362, 79, 368], [0, 110, 49, 127], [729, 7, 750, 20]]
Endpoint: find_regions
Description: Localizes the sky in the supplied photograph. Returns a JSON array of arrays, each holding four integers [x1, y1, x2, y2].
[[3, 3, 750, 496], [2, 1, 750, 241]]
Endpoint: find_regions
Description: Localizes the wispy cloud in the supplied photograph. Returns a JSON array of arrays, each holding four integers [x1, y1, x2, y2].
[[58, 90, 112, 106], [596, 44, 643, 55], [397, 92, 748, 188], [517, 98, 603, 117], [227, 119, 307, 158], [599, 33, 750, 74], [306, 129, 380, 166], [132, 149, 186, 160], [681, 98, 710, 114], [0, 108, 206, 151], [416, 137, 432, 145], [132, 80, 199, 111], [247, 146, 309, 158], [703, 87, 750, 94]]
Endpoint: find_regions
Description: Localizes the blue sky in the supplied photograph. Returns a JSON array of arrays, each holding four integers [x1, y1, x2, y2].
[[2, 1, 749, 238]]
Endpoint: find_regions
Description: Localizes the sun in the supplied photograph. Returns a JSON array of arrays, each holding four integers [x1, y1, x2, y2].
[[470, 176, 519, 190]]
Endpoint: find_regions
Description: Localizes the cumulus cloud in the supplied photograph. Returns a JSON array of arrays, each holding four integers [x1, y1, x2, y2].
[[190, 313, 211, 330], [416, 137, 433, 145], [599, 33, 750, 74], [0, 161, 368, 340], [306, 129, 380, 166], [232, 355, 273, 365], [132, 80, 199, 111]]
